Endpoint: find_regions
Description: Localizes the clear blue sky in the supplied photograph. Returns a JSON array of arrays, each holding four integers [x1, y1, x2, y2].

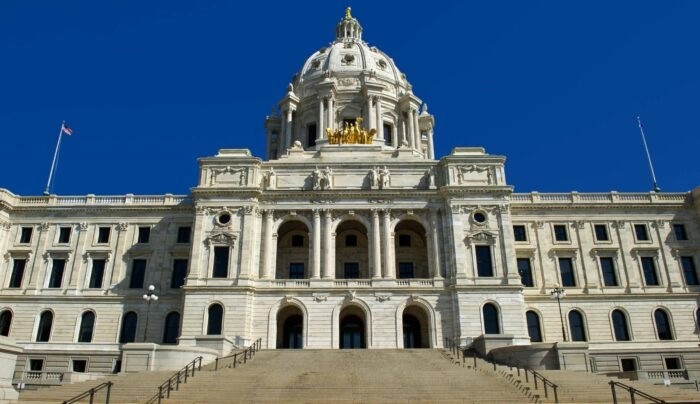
[[1, 1, 698, 196]]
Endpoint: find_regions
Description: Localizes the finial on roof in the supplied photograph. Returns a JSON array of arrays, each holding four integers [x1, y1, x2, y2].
[[345, 7, 352, 19]]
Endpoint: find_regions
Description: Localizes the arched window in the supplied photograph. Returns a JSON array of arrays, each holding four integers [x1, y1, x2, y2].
[[36, 311, 53, 342], [162, 312, 181, 344], [207, 304, 223, 335], [119, 312, 138, 343], [0, 310, 12, 336], [78, 311, 95, 343], [568, 310, 587, 342], [483, 303, 500, 334], [654, 309, 673, 340], [526, 311, 543, 342], [612, 309, 631, 341]]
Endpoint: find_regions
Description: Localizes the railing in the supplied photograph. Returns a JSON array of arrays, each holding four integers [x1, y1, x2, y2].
[[62, 381, 113, 404], [460, 347, 559, 403], [511, 191, 688, 205], [18, 370, 64, 385], [144, 356, 203, 404], [609, 380, 667, 404], [214, 338, 262, 371], [645, 369, 688, 380]]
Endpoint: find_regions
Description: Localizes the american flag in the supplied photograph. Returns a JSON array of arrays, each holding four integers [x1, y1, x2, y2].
[[61, 123, 73, 136]]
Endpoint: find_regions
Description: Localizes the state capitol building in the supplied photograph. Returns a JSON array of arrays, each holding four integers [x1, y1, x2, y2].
[[0, 8, 698, 386]]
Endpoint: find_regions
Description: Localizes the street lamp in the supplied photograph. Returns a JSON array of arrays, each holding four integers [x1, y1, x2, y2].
[[142, 284, 158, 342], [550, 284, 567, 342]]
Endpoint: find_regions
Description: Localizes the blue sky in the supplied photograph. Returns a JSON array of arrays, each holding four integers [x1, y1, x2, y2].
[[1, 1, 698, 196]]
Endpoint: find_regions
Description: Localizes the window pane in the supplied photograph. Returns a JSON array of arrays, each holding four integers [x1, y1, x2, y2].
[[291, 235, 304, 247], [137, 227, 150, 243], [58, 227, 72, 243], [475, 246, 493, 277], [162, 312, 180, 344], [517, 258, 534, 287], [558, 258, 576, 287], [344, 263, 359, 279], [526, 311, 542, 342], [654, 310, 673, 340], [513, 225, 527, 242], [89, 259, 106, 289], [568, 311, 587, 341], [307, 124, 317, 147], [634, 224, 649, 241], [398, 234, 411, 247], [673, 224, 688, 241], [554, 225, 568, 241], [97, 227, 111, 243], [681, 257, 698, 285], [0, 311, 12, 336], [119, 312, 138, 343], [20, 227, 33, 243], [594, 225, 609, 241], [129, 259, 147, 289], [171, 259, 188, 288], [78, 312, 95, 343], [612, 310, 630, 341], [289, 263, 305, 279], [345, 235, 358, 247], [641, 257, 658, 286], [483, 304, 500, 334], [49, 259, 66, 288], [36, 311, 53, 342], [213, 247, 229, 278], [398, 262, 414, 279], [600, 257, 618, 287], [177, 226, 191, 243], [383, 124, 392, 145], [207, 305, 223, 335], [9, 259, 26, 288]]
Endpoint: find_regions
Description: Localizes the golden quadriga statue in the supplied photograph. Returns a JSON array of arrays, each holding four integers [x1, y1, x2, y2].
[[326, 117, 376, 145]]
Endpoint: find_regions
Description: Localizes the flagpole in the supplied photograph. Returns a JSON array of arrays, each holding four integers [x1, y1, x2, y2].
[[636, 116, 661, 193], [43, 121, 65, 196]]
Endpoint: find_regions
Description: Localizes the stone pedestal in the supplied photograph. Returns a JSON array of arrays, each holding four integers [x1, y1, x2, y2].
[[121, 343, 218, 373], [0, 336, 22, 402]]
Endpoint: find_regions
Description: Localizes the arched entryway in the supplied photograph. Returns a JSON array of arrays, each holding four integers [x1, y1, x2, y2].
[[277, 305, 304, 349], [402, 305, 430, 348], [276, 221, 310, 279], [394, 220, 429, 278], [335, 220, 369, 279], [339, 306, 366, 349]]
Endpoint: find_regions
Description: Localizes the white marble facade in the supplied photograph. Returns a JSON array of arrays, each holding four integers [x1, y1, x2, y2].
[[1, 9, 699, 380]]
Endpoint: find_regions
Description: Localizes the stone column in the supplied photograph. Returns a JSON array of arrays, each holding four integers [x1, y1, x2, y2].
[[406, 112, 414, 148], [382, 209, 395, 278], [109, 223, 129, 287], [322, 210, 333, 279], [261, 210, 273, 279], [238, 207, 255, 280], [429, 209, 442, 278], [327, 98, 335, 132], [312, 210, 321, 279], [413, 109, 421, 151], [375, 97, 382, 135], [318, 97, 325, 140], [367, 96, 375, 131], [372, 209, 382, 279], [427, 126, 435, 159], [285, 109, 293, 149]]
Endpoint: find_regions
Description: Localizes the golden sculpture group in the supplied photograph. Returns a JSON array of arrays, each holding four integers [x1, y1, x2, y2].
[[326, 117, 376, 145]]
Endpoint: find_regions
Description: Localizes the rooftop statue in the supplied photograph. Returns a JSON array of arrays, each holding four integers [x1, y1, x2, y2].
[[326, 117, 376, 145]]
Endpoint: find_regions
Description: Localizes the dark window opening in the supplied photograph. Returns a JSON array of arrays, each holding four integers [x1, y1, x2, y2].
[[641, 257, 659, 286], [177, 226, 191, 243], [673, 224, 688, 241], [213, 246, 229, 278], [517, 258, 534, 287], [9, 259, 26, 288], [383, 123, 392, 146], [307, 123, 317, 147], [97, 227, 111, 244], [483, 304, 500, 334], [621, 358, 637, 372], [20, 227, 33, 244], [600, 257, 618, 287], [398, 234, 411, 247], [29, 359, 44, 371], [137, 227, 150, 243], [553, 225, 568, 242], [654, 310, 673, 340], [36, 311, 53, 342], [568, 310, 587, 342], [612, 310, 631, 341], [0, 311, 12, 336], [49, 259, 66, 288], [594, 224, 609, 241], [119, 312, 137, 343], [289, 263, 305, 279], [681, 256, 698, 285], [344, 263, 359, 279], [207, 304, 223, 335], [558, 257, 575, 287], [634, 224, 649, 241], [513, 225, 527, 242], [345, 234, 357, 247], [664, 357, 681, 370], [476, 245, 494, 277], [398, 262, 414, 279], [291, 235, 304, 247], [58, 227, 72, 243], [163, 312, 180, 344], [89, 259, 106, 289], [526, 311, 542, 342], [129, 259, 147, 289], [72, 360, 87, 373], [78, 312, 95, 343], [171, 259, 188, 288]]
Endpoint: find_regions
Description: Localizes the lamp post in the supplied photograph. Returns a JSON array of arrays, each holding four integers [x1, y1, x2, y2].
[[142, 285, 158, 342], [550, 284, 567, 342]]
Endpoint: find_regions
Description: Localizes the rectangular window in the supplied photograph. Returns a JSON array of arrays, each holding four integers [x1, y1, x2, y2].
[[513, 225, 527, 242], [383, 123, 392, 146], [137, 226, 150, 243], [558, 257, 576, 287], [345, 235, 357, 247], [664, 357, 682, 370], [171, 259, 188, 288], [20, 227, 33, 244], [58, 227, 72, 243], [212, 246, 229, 278], [634, 224, 649, 241], [681, 256, 699, 286], [641, 256, 659, 286], [97, 227, 111, 244], [29, 359, 44, 372], [289, 263, 304, 279], [553, 225, 569, 242], [475, 245, 494, 277], [620, 358, 637, 372], [398, 262, 414, 279], [72, 360, 87, 373], [398, 234, 411, 247], [344, 262, 359, 279], [517, 258, 534, 287], [49, 259, 66, 288], [307, 124, 317, 147], [599, 257, 618, 286], [291, 235, 304, 247], [9, 259, 26, 288], [129, 259, 147, 289], [176, 226, 191, 244], [88, 259, 106, 289], [673, 224, 688, 241], [594, 224, 609, 241]]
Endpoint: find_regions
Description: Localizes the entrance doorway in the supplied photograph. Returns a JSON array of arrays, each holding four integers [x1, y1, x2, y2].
[[402, 305, 430, 348], [340, 314, 365, 349], [277, 305, 304, 349]]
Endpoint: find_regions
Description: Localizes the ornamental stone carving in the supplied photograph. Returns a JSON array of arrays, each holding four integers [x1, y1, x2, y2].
[[205, 232, 237, 247], [312, 167, 333, 190]]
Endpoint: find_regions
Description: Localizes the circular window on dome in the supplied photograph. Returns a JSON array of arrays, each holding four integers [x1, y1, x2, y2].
[[472, 211, 488, 225], [376, 59, 387, 70], [216, 211, 232, 226]]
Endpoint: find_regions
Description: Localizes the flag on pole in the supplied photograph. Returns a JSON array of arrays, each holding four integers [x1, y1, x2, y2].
[[61, 122, 73, 136]]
